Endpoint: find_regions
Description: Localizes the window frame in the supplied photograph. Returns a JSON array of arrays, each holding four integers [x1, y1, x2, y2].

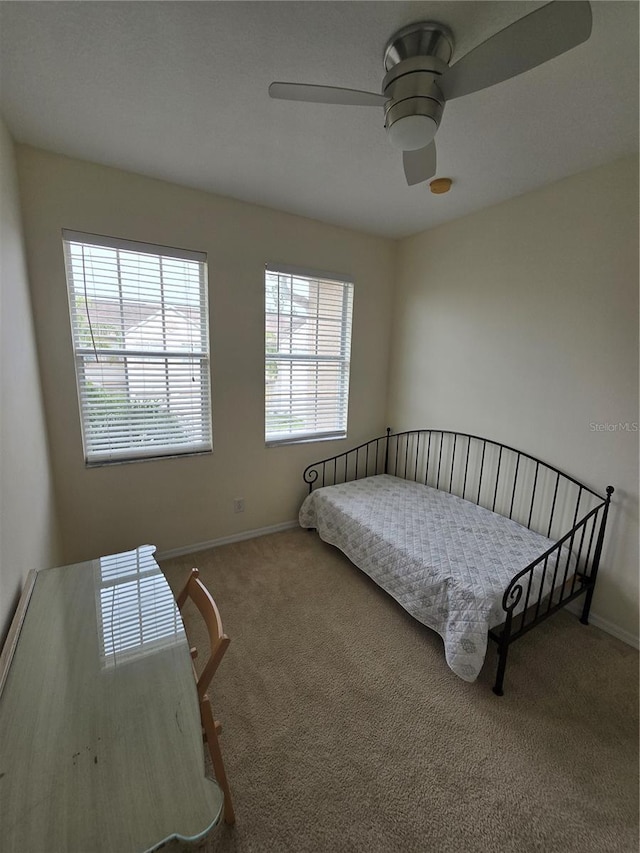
[[62, 230, 213, 466], [264, 263, 354, 447]]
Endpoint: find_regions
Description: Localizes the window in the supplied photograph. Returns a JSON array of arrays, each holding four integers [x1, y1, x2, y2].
[[265, 264, 354, 445], [62, 230, 212, 464]]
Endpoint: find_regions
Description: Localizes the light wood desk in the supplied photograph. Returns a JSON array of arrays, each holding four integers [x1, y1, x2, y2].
[[0, 545, 223, 852]]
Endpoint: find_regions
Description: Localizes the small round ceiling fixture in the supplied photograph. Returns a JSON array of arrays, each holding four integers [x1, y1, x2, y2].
[[429, 178, 452, 194]]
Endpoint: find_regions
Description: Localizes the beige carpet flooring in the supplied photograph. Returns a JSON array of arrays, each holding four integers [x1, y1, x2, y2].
[[161, 529, 639, 853]]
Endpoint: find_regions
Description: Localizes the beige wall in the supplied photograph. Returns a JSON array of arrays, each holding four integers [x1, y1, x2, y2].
[[16, 146, 396, 564], [388, 156, 639, 642], [10, 142, 637, 643], [0, 123, 60, 643]]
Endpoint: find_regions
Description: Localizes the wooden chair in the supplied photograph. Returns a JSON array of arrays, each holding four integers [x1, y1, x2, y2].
[[176, 568, 235, 825]]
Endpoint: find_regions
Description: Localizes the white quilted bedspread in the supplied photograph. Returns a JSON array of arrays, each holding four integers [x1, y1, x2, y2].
[[299, 475, 569, 681]]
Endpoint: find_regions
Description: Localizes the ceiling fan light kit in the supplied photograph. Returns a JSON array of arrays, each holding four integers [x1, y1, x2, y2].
[[386, 112, 438, 151], [382, 23, 452, 151], [268, 1, 593, 188]]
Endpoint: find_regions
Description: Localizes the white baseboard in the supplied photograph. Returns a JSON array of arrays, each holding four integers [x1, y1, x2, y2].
[[565, 601, 639, 649], [157, 520, 299, 561]]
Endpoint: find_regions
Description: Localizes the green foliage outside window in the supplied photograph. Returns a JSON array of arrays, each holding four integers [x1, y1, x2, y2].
[[84, 383, 190, 446], [265, 330, 279, 383], [74, 297, 122, 355]]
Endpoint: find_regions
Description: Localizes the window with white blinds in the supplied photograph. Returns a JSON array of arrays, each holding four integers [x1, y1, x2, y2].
[[265, 264, 353, 445], [62, 230, 212, 464]]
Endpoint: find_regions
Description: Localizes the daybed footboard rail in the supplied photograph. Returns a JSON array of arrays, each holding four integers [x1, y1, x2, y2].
[[489, 487, 613, 696]]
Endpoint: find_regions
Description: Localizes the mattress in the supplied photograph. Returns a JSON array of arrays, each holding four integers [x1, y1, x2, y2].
[[299, 474, 572, 681]]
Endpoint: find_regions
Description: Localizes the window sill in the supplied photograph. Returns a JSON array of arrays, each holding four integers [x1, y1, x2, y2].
[[85, 448, 213, 467], [265, 433, 346, 449]]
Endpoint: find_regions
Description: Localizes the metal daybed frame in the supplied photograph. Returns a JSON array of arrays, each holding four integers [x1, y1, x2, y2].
[[302, 428, 613, 696]]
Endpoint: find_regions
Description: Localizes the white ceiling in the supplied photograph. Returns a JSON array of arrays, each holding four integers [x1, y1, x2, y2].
[[0, 1, 637, 239]]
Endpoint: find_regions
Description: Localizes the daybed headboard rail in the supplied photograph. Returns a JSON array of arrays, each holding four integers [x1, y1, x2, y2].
[[303, 428, 609, 540]]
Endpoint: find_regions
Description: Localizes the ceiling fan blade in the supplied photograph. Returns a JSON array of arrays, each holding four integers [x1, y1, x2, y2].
[[439, 1, 592, 101], [403, 142, 437, 186], [269, 82, 387, 107]]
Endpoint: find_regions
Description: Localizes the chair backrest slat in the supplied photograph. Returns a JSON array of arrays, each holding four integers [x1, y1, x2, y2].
[[175, 567, 236, 825], [176, 568, 230, 699]]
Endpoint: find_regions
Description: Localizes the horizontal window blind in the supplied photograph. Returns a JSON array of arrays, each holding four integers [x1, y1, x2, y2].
[[265, 265, 353, 444], [62, 230, 212, 464]]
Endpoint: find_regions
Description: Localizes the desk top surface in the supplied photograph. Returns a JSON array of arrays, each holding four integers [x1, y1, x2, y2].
[[0, 545, 223, 852]]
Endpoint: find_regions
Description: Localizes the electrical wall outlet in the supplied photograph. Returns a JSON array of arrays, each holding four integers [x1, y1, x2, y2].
[[233, 498, 245, 513]]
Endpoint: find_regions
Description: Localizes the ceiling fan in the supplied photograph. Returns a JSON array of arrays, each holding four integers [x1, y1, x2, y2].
[[268, 1, 592, 186]]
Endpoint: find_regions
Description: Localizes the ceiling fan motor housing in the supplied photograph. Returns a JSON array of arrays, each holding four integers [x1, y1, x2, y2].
[[382, 23, 454, 150]]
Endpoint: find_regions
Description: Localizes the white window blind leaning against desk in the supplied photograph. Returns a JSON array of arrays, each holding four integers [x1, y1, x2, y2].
[[265, 264, 354, 445], [62, 231, 212, 464]]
